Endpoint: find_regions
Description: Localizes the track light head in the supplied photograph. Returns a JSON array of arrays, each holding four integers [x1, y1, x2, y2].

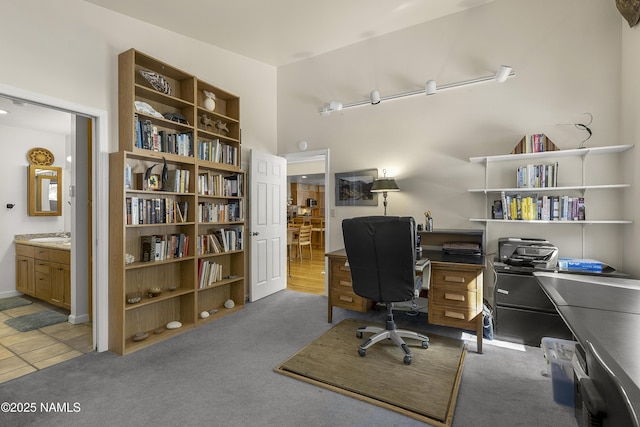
[[329, 100, 343, 111], [425, 80, 437, 95], [370, 90, 381, 105], [495, 65, 513, 83]]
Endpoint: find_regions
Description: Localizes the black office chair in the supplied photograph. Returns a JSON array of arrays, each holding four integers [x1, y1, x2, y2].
[[342, 216, 429, 365]]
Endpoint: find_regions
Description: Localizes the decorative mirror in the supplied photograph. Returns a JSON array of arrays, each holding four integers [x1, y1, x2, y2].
[[27, 148, 62, 216]]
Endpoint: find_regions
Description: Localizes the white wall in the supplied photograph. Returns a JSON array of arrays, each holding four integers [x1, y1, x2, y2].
[[0, 0, 277, 155], [277, 0, 634, 275], [0, 125, 67, 297], [621, 16, 640, 278], [0, 0, 279, 297]]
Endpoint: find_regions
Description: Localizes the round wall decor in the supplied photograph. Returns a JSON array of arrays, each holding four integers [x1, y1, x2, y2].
[[27, 147, 55, 166]]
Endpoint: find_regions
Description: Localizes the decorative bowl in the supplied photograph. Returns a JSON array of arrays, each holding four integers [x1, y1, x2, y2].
[[148, 287, 162, 298], [126, 292, 142, 304]]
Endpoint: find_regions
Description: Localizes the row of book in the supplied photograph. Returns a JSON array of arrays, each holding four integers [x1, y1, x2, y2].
[[512, 133, 557, 154], [197, 139, 238, 166], [197, 228, 243, 254], [126, 197, 188, 224], [493, 193, 585, 221], [135, 116, 194, 157], [516, 162, 558, 188], [197, 259, 224, 288], [140, 233, 189, 262], [197, 173, 243, 197], [197, 200, 244, 223]]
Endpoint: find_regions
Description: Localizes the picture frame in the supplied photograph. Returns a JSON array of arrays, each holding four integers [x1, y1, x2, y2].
[[335, 169, 378, 206]]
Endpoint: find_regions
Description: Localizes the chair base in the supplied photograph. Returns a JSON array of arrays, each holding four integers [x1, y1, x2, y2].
[[356, 304, 429, 365]]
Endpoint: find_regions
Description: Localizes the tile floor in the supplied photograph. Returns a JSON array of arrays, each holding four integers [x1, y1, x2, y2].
[[0, 297, 93, 384]]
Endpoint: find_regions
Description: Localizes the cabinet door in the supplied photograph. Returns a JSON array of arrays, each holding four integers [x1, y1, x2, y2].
[[50, 262, 71, 309], [16, 255, 35, 296]]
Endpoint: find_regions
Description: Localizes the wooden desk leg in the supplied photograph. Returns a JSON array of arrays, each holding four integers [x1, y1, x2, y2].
[[476, 313, 483, 354], [328, 302, 333, 323]]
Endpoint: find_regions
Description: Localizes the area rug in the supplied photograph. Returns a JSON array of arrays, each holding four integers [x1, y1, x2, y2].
[[0, 296, 32, 311], [275, 318, 466, 426], [4, 310, 68, 332]]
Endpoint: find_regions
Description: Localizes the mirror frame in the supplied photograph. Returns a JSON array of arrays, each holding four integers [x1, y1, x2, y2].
[[28, 164, 62, 216]]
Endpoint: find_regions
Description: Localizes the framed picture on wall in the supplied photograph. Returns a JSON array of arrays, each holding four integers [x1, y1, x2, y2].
[[335, 169, 378, 206]]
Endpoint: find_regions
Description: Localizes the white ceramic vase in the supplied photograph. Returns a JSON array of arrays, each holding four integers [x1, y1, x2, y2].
[[204, 97, 216, 112]]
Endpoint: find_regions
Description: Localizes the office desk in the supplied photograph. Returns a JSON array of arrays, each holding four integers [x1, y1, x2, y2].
[[326, 248, 485, 353], [534, 272, 640, 426]]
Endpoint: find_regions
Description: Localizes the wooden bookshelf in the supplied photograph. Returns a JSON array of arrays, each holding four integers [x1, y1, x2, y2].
[[110, 49, 245, 355]]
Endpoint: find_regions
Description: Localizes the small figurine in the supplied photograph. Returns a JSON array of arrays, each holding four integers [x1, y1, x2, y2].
[[200, 114, 214, 129], [215, 120, 229, 134]]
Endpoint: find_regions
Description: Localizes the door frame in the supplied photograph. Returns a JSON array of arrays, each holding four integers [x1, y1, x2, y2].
[[281, 148, 330, 295], [0, 83, 110, 352]]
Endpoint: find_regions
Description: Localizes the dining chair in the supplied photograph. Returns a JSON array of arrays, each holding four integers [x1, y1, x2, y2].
[[295, 224, 313, 260]]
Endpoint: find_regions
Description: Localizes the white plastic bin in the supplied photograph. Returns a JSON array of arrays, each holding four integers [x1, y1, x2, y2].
[[541, 337, 577, 407]]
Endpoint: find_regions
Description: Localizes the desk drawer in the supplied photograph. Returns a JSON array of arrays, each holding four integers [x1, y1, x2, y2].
[[429, 304, 480, 329], [431, 268, 478, 291], [330, 289, 372, 312], [430, 287, 479, 310], [330, 259, 351, 283]]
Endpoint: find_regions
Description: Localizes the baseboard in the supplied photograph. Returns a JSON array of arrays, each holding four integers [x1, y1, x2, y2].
[[69, 313, 90, 324], [0, 290, 23, 299]]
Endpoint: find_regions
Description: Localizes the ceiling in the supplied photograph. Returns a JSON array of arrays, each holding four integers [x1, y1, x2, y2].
[[84, 0, 494, 67], [0, 95, 72, 136], [1, 0, 494, 135]]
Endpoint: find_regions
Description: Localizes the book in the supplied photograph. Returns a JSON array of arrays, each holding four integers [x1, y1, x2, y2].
[[558, 258, 603, 272], [140, 235, 156, 262]]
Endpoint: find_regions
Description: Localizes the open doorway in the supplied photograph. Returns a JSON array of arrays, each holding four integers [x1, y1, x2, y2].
[[0, 85, 110, 352], [282, 149, 330, 296]]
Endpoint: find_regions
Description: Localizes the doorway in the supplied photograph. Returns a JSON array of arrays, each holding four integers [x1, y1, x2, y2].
[[283, 149, 330, 296], [0, 85, 110, 352]]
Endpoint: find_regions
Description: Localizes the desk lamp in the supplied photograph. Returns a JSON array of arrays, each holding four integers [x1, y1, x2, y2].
[[370, 169, 400, 215]]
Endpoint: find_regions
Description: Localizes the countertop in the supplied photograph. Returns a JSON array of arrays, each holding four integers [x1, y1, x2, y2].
[[534, 272, 640, 422], [326, 248, 485, 268], [14, 233, 71, 251]]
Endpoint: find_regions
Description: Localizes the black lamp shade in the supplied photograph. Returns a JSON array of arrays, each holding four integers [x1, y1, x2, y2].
[[370, 178, 400, 192]]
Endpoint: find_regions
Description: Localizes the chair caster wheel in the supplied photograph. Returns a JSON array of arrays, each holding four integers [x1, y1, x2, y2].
[[356, 331, 363, 339], [358, 348, 366, 357], [403, 355, 412, 365], [422, 341, 429, 349]]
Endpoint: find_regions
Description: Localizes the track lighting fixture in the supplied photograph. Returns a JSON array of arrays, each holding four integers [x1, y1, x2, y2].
[[370, 90, 381, 105], [495, 65, 512, 83], [425, 80, 437, 95], [319, 65, 515, 116]]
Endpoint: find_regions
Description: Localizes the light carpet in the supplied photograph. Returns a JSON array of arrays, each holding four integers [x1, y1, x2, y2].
[[276, 318, 466, 426]]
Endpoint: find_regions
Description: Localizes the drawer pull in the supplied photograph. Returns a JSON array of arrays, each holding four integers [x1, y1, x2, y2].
[[339, 280, 351, 287], [444, 275, 465, 283], [445, 293, 465, 302], [444, 310, 465, 320], [339, 296, 353, 303]]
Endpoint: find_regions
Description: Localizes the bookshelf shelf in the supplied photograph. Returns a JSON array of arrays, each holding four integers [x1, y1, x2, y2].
[[468, 184, 631, 193], [470, 219, 633, 224], [468, 144, 634, 256], [469, 144, 633, 163], [110, 49, 245, 355]]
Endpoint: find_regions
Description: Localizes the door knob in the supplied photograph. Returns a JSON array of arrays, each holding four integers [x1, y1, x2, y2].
[[251, 232, 260, 236]]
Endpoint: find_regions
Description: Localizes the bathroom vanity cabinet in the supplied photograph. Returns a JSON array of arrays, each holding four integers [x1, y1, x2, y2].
[[15, 242, 71, 310]]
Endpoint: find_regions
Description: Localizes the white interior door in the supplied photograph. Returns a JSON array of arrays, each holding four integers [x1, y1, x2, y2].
[[249, 150, 287, 301]]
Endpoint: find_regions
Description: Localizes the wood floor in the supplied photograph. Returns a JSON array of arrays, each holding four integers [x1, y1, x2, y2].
[[0, 296, 93, 384], [287, 246, 326, 295]]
